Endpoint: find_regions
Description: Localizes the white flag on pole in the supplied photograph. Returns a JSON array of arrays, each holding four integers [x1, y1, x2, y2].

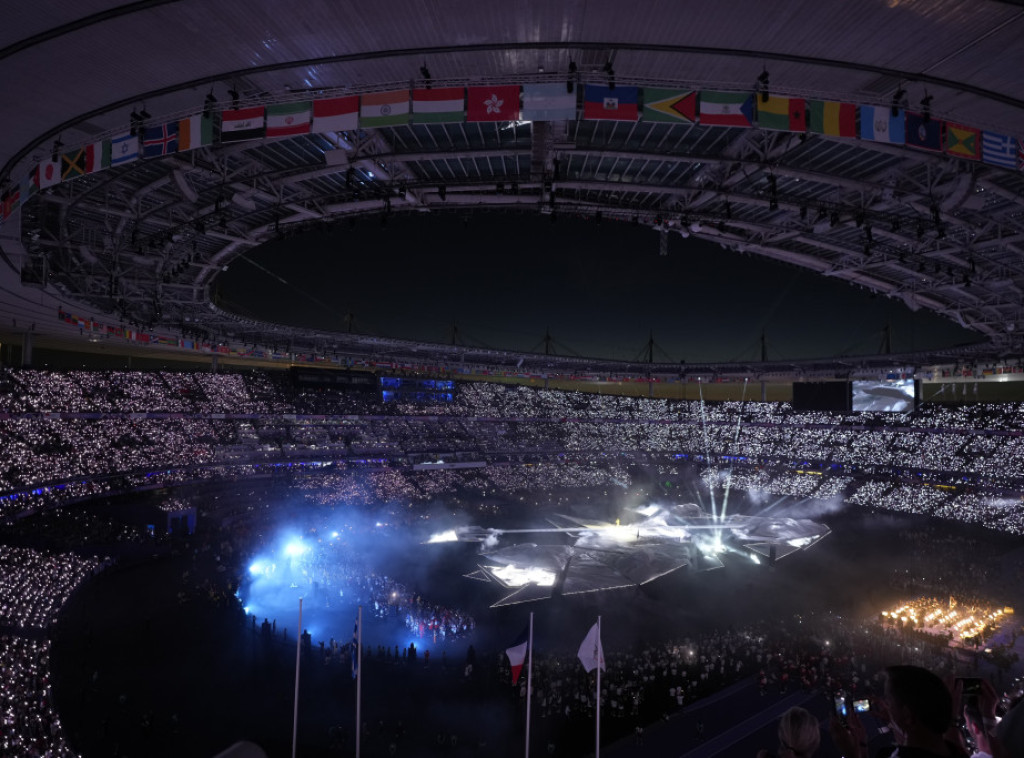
[[577, 622, 605, 673]]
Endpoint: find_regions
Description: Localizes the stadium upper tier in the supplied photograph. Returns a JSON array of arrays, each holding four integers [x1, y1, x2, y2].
[[1, 368, 1023, 534], [1, 1, 1023, 369]]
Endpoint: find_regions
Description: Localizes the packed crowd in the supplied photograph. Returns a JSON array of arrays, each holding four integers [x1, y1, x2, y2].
[[4, 369, 1024, 535]]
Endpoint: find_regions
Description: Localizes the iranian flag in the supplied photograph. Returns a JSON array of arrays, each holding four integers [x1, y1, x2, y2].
[[412, 88, 465, 123], [266, 102, 311, 137]]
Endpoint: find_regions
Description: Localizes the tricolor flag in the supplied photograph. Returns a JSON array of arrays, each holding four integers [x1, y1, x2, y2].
[[178, 115, 213, 151], [521, 83, 577, 121], [577, 622, 605, 673], [62, 141, 109, 178], [220, 107, 266, 142], [312, 96, 359, 133], [756, 95, 807, 132], [412, 87, 465, 123], [142, 123, 179, 158], [467, 85, 521, 122], [35, 157, 63, 188], [981, 131, 1020, 169], [0, 187, 20, 220], [807, 100, 857, 138], [944, 121, 981, 160], [859, 105, 905, 144], [905, 112, 943, 152], [641, 88, 698, 124], [698, 91, 754, 127], [109, 132, 140, 166], [359, 90, 410, 128], [505, 624, 530, 685], [583, 85, 639, 121], [266, 102, 312, 137]]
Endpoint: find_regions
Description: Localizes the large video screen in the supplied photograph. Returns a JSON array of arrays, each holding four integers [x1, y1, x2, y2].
[[851, 378, 916, 412]]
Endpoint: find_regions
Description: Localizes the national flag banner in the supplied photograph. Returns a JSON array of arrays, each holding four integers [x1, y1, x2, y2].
[[109, 131, 140, 166], [807, 100, 857, 138], [583, 85, 639, 121], [19, 171, 38, 202], [142, 123, 179, 158], [359, 90, 410, 128], [698, 91, 754, 127], [756, 95, 807, 132], [61, 141, 109, 179], [311, 96, 359, 133], [220, 106, 266, 142], [467, 85, 521, 122], [411, 87, 465, 123], [266, 102, 312, 137], [1, 187, 20, 220], [981, 131, 1020, 169], [859, 105, 905, 144], [35, 157, 63, 188], [905, 111, 943, 152], [641, 88, 698, 124], [351, 618, 359, 680], [521, 83, 577, 121], [577, 622, 605, 673], [944, 121, 981, 160], [178, 115, 213, 151], [505, 625, 529, 685]]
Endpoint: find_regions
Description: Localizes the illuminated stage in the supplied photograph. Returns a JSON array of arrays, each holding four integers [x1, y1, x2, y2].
[[431, 502, 831, 606]]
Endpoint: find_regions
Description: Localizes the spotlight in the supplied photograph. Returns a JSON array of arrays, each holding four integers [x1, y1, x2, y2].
[[203, 90, 217, 119], [891, 86, 906, 117], [228, 88, 240, 109], [420, 64, 432, 89], [757, 68, 770, 103], [567, 60, 577, 94], [51, 137, 63, 162], [603, 60, 615, 90], [139, 106, 151, 120], [920, 93, 933, 123]]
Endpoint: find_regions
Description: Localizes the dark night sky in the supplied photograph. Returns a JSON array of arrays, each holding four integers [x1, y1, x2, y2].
[[217, 213, 978, 363]]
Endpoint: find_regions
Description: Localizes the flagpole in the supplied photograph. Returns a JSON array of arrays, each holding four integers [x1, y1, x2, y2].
[[525, 611, 534, 758], [291, 596, 303, 758], [595, 615, 601, 758], [355, 604, 362, 758]]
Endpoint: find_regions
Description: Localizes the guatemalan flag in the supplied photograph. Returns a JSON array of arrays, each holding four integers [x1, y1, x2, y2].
[[505, 624, 529, 685]]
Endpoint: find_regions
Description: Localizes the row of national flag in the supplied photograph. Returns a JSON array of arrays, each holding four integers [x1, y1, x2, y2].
[[3, 85, 1022, 225]]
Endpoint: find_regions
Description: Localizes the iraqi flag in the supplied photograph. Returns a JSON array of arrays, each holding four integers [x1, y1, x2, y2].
[[505, 624, 529, 685], [220, 106, 266, 142]]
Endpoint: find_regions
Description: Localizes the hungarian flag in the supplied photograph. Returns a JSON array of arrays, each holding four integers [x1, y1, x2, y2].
[[62, 142, 109, 178], [142, 123, 179, 158], [266, 102, 312, 137], [35, 157, 63, 188], [577, 622, 605, 673], [412, 88, 465, 123], [178, 115, 213, 151], [505, 624, 529, 685], [467, 85, 520, 122], [698, 91, 754, 127], [359, 91, 410, 128], [221, 107, 266, 142], [521, 83, 577, 121], [859, 105, 905, 144], [312, 96, 359, 133], [905, 112, 943, 152], [944, 122, 981, 160], [641, 88, 698, 123], [807, 100, 856, 138], [756, 95, 807, 132], [583, 85, 639, 121]]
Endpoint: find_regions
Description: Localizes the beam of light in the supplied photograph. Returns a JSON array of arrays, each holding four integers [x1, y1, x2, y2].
[[720, 377, 749, 527], [284, 540, 307, 558], [249, 562, 263, 575], [696, 378, 718, 524], [749, 552, 760, 564], [486, 564, 557, 588], [426, 529, 459, 543]]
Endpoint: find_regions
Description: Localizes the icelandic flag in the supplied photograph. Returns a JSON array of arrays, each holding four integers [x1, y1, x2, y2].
[[142, 123, 179, 158], [351, 618, 359, 679], [505, 624, 529, 685], [577, 622, 605, 673]]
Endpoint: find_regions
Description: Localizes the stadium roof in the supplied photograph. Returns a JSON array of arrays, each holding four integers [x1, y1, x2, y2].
[[1, 0, 1023, 376]]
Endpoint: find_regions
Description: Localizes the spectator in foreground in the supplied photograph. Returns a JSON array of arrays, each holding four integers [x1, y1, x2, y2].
[[757, 705, 820, 758]]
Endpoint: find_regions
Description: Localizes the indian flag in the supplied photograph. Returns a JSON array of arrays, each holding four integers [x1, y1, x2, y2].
[[266, 102, 312, 137], [412, 88, 465, 123], [360, 90, 410, 128]]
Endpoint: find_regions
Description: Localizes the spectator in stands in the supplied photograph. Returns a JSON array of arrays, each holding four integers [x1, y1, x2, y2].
[[757, 705, 820, 758]]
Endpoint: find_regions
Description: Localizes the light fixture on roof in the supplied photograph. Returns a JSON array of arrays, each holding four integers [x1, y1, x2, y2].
[[603, 60, 615, 90], [920, 92, 933, 124], [203, 90, 217, 119], [228, 88, 240, 109], [891, 86, 906, 117], [757, 68, 770, 103], [51, 137, 63, 161], [567, 60, 578, 94], [420, 64, 432, 89]]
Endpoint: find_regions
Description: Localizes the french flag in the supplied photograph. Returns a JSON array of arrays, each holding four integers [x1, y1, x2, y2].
[[505, 624, 529, 685]]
